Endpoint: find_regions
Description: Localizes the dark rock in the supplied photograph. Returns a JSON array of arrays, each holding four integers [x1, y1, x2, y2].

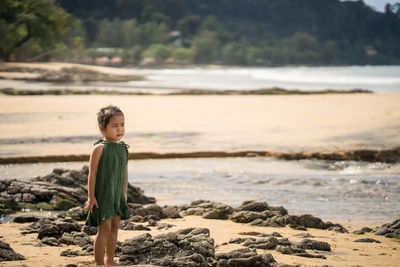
[[229, 238, 245, 244], [60, 232, 93, 247], [354, 238, 381, 243], [294, 233, 314, 238], [119, 221, 151, 231], [275, 245, 306, 254], [294, 252, 326, 259], [38, 224, 61, 239], [236, 200, 269, 212], [202, 204, 233, 220], [41, 237, 61, 247], [119, 228, 215, 266], [66, 206, 86, 221], [162, 206, 181, 218], [298, 239, 331, 251], [288, 214, 326, 229], [0, 240, 26, 261], [60, 249, 91, 257], [54, 221, 81, 233], [82, 225, 97, 235], [231, 211, 265, 223], [12, 214, 41, 223]]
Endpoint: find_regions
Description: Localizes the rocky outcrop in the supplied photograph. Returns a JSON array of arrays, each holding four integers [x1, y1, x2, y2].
[[374, 218, 400, 239], [231, 235, 330, 260], [119, 228, 277, 267], [0, 166, 155, 213]]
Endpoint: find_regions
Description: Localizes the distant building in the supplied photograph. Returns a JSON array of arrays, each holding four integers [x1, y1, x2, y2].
[[364, 46, 377, 56]]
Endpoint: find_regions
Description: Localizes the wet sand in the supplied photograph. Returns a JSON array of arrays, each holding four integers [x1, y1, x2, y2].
[[0, 93, 399, 158], [0, 216, 398, 267]]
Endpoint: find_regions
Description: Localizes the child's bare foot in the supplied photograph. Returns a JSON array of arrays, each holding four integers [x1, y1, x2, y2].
[[105, 260, 120, 266]]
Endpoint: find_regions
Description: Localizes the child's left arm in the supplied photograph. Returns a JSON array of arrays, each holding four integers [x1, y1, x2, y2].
[[125, 162, 128, 202]]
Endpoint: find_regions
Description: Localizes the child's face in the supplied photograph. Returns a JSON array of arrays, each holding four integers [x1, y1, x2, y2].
[[101, 115, 125, 142]]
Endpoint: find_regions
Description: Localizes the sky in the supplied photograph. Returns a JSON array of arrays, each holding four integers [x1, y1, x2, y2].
[[343, 0, 399, 12]]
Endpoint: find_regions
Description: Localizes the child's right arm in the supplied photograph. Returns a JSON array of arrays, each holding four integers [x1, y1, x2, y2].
[[85, 144, 104, 212]]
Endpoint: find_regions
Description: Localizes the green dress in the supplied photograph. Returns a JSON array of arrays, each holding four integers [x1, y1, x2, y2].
[[85, 138, 131, 227]]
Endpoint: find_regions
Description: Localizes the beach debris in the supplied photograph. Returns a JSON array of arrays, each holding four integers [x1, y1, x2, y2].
[[0, 239, 26, 261], [354, 238, 381, 243]]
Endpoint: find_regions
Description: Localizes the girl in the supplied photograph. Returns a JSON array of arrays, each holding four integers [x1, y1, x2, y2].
[[85, 105, 130, 266]]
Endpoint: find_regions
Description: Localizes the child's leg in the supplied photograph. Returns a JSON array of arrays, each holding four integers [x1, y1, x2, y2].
[[105, 215, 121, 266], [94, 219, 112, 266]]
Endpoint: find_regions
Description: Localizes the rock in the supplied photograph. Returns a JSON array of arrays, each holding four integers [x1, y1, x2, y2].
[[162, 206, 181, 218], [0, 240, 26, 261], [236, 200, 269, 212], [298, 239, 331, 251], [119, 221, 150, 231], [54, 221, 81, 233], [275, 245, 306, 254], [119, 228, 215, 266], [41, 237, 61, 247], [60, 249, 92, 257], [66, 206, 86, 221], [144, 204, 164, 220], [294, 252, 326, 259], [38, 224, 61, 240], [12, 214, 41, 223], [59, 232, 92, 247], [354, 238, 381, 243], [0, 166, 155, 211], [374, 218, 400, 239], [82, 225, 97, 235], [231, 211, 265, 223], [287, 214, 326, 229]]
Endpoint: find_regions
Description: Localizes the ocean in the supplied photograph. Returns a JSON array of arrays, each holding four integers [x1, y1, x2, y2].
[[2, 157, 399, 221]]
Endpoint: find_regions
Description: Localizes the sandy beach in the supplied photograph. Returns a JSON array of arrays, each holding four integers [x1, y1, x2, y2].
[[0, 216, 399, 267], [0, 63, 399, 266], [0, 93, 399, 159]]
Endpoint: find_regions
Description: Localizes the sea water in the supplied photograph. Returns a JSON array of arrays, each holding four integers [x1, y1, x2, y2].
[[1, 157, 399, 221], [131, 65, 400, 93]]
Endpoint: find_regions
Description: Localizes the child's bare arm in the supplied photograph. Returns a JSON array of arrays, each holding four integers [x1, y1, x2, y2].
[[85, 144, 104, 212], [125, 162, 128, 202]]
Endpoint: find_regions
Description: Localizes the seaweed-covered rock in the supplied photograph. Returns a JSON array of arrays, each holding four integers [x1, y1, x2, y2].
[[0, 166, 155, 211], [374, 218, 400, 239]]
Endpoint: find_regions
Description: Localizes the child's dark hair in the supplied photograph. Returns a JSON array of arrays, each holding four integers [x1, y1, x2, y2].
[[97, 105, 124, 129]]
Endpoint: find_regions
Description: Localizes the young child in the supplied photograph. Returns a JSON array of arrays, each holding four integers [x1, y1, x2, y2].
[[85, 105, 130, 266]]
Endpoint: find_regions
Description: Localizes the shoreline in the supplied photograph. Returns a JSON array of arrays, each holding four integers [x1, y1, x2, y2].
[[1, 146, 400, 164]]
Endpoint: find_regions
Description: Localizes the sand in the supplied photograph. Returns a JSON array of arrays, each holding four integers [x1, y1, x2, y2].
[[0, 216, 398, 267], [0, 93, 399, 158]]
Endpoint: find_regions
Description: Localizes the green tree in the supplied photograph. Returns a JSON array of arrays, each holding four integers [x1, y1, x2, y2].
[[192, 30, 220, 63], [143, 44, 171, 61], [0, 0, 76, 61]]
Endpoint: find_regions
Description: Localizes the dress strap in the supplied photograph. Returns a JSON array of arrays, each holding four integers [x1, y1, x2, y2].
[[93, 138, 106, 146]]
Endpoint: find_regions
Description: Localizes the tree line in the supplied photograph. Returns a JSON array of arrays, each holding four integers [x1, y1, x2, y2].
[[1, 0, 400, 65]]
